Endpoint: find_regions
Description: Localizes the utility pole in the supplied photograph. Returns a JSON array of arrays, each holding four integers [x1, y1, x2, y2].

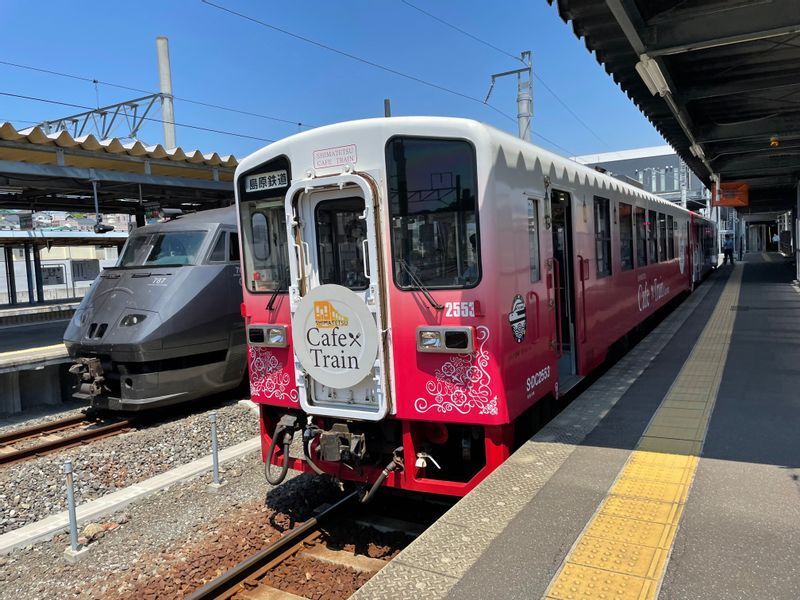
[[156, 36, 176, 149], [484, 51, 532, 142]]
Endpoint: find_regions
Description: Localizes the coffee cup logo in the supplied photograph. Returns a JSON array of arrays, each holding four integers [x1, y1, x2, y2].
[[292, 285, 379, 389]]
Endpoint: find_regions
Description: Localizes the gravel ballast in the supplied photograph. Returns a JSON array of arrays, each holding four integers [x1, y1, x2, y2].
[[0, 402, 87, 437], [0, 451, 328, 600], [0, 400, 259, 535]]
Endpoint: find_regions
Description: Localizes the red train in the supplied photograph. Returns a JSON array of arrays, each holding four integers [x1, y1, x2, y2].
[[235, 117, 716, 498]]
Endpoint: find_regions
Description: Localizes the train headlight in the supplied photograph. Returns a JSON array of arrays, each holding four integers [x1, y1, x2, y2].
[[266, 326, 288, 347], [417, 327, 473, 354], [248, 325, 288, 348], [418, 330, 443, 350], [120, 314, 147, 327]]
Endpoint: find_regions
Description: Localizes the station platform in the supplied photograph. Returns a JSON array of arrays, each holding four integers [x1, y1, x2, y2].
[[356, 253, 800, 600], [0, 318, 71, 414]]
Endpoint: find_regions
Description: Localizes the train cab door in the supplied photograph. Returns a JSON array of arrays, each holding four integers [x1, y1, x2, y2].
[[548, 189, 579, 391], [285, 175, 391, 421]]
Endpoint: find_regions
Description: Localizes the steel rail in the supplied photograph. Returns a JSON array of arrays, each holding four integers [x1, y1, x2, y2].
[[0, 418, 133, 466], [0, 414, 87, 445], [186, 490, 360, 600]]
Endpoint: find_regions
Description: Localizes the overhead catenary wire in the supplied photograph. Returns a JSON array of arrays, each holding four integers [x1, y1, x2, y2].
[[0, 59, 314, 129], [199, 0, 518, 124], [0, 91, 274, 143], [399, 0, 609, 148]]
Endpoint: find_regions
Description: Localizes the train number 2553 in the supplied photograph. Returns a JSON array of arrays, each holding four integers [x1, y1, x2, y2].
[[445, 301, 475, 317], [526, 366, 551, 396]]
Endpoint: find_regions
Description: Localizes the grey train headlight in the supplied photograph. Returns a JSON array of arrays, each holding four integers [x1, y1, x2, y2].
[[248, 325, 288, 348], [120, 314, 147, 327], [416, 326, 473, 354]]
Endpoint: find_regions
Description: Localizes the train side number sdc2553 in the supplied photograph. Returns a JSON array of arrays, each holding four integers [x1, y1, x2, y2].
[[526, 366, 551, 398]]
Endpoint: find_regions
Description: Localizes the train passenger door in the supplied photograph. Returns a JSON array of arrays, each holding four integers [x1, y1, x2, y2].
[[286, 175, 390, 421], [549, 189, 578, 389]]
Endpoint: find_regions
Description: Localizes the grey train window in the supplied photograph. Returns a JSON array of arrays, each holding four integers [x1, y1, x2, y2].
[[594, 196, 612, 278], [229, 233, 240, 262], [118, 230, 205, 267], [619, 202, 634, 271], [209, 233, 227, 262], [386, 137, 480, 289], [528, 198, 541, 282], [658, 213, 667, 262]]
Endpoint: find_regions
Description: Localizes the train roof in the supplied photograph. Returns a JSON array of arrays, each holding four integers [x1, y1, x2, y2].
[[238, 116, 708, 221], [135, 206, 236, 233]]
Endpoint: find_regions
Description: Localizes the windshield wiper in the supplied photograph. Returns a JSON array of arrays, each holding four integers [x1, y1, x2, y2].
[[397, 259, 444, 310], [267, 270, 288, 311]]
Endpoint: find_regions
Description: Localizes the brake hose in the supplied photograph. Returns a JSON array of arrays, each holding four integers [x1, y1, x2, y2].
[[303, 426, 326, 475], [264, 424, 292, 485], [361, 447, 404, 504]]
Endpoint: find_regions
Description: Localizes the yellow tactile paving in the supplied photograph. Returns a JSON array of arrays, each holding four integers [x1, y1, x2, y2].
[[600, 497, 678, 524], [569, 537, 661, 578], [611, 478, 687, 504], [546, 563, 654, 600], [621, 463, 694, 486], [543, 266, 743, 600], [636, 437, 701, 455], [645, 425, 706, 442]]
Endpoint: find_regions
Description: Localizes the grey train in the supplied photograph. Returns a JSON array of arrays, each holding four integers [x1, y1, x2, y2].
[[64, 207, 247, 410]]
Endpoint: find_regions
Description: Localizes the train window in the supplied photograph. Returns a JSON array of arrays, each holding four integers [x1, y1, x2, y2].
[[528, 198, 541, 282], [239, 201, 290, 293], [251, 213, 270, 261], [658, 213, 667, 262], [667, 216, 675, 260], [594, 197, 612, 278], [634, 206, 647, 267], [619, 202, 634, 271], [209, 233, 227, 262], [386, 137, 480, 289], [229, 233, 240, 262], [647, 210, 657, 265], [118, 230, 206, 267], [314, 197, 368, 291]]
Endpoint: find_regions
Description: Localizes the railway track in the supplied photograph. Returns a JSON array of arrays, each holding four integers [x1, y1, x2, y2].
[[0, 414, 133, 466], [188, 490, 435, 600]]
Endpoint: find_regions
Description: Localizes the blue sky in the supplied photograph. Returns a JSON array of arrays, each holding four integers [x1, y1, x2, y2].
[[0, 0, 665, 160]]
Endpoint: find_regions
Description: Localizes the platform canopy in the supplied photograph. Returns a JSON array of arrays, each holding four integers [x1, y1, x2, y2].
[[546, 0, 800, 214], [0, 122, 238, 215]]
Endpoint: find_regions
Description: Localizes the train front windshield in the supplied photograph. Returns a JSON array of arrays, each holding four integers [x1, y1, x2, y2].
[[386, 137, 480, 289], [117, 230, 206, 267]]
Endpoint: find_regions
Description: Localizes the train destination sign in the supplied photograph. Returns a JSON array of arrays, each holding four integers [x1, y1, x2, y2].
[[245, 169, 289, 192], [292, 284, 378, 389]]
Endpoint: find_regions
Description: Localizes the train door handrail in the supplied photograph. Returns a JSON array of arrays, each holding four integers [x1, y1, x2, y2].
[[550, 257, 563, 358], [576, 254, 588, 343]]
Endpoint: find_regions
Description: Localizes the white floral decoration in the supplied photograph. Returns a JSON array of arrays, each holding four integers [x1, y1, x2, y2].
[[414, 325, 498, 416], [248, 346, 298, 403]]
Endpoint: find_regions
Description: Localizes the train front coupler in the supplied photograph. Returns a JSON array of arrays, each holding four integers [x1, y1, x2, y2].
[[302, 421, 367, 476], [69, 357, 107, 401]]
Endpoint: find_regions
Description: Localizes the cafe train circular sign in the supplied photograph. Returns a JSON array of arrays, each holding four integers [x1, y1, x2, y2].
[[292, 284, 379, 389]]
